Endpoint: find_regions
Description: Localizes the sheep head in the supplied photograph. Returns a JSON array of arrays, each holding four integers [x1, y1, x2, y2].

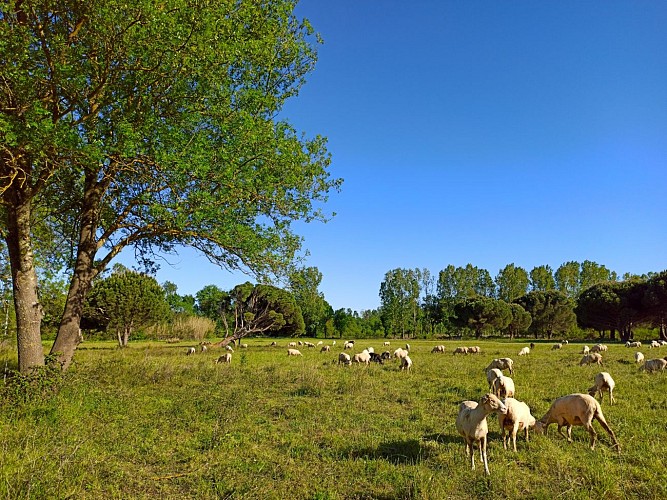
[[481, 393, 508, 415]]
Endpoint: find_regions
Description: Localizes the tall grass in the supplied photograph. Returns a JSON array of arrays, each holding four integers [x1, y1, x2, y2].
[[1, 339, 666, 499]]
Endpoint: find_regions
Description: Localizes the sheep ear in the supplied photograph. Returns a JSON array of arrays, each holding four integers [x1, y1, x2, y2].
[[481, 394, 489, 403]]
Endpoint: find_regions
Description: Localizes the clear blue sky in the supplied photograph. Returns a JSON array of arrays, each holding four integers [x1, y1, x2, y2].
[[131, 0, 667, 311]]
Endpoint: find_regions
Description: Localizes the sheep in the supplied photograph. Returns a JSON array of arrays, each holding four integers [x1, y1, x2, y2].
[[344, 341, 354, 350], [304, 341, 315, 348], [635, 352, 645, 364], [498, 397, 536, 452], [486, 368, 503, 390], [332, 340, 336, 346], [518, 346, 530, 356], [491, 375, 516, 399], [393, 347, 409, 359], [352, 350, 371, 365], [650, 340, 661, 348], [287, 348, 302, 356], [200, 344, 208, 353], [225, 345, 234, 353], [625, 341, 641, 348], [240, 343, 248, 349], [383, 341, 391, 346], [380, 351, 391, 360], [216, 353, 232, 364], [590, 344, 608, 353], [366, 346, 375, 354], [469, 346, 481, 354], [582, 345, 590, 355], [455, 393, 508, 475], [298, 341, 304, 346], [405, 343, 411, 351], [641, 358, 667, 373], [186, 347, 196, 356], [453, 347, 469, 355], [320, 345, 331, 352], [400, 355, 412, 371], [552, 343, 563, 350], [562, 339, 569, 345], [579, 353, 603, 366], [588, 372, 616, 405], [271, 341, 277, 347], [431, 345, 446, 353], [288, 341, 297, 348], [369, 352, 384, 364], [317, 341, 323, 345], [485, 358, 514, 375], [529, 342, 535, 350], [534, 393, 619, 451], [338, 352, 351, 365]]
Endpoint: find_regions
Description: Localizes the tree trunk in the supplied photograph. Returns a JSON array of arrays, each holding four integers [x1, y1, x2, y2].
[[5, 199, 44, 372]]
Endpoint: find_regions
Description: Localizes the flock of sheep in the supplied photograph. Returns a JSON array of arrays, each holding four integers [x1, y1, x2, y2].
[[182, 336, 667, 475]]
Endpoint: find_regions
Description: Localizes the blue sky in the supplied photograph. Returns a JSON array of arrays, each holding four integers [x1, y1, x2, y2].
[[136, 1, 667, 311]]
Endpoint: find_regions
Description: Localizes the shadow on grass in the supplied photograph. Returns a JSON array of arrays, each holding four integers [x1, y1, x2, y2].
[[423, 432, 460, 445], [345, 438, 432, 465]]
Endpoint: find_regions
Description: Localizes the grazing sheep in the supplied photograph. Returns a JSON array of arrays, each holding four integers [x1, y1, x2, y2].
[[432, 345, 446, 353], [304, 341, 315, 348], [288, 341, 297, 348], [393, 347, 409, 359], [455, 393, 508, 475], [498, 397, 537, 452], [381, 351, 391, 360], [582, 345, 590, 355], [186, 347, 196, 356], [635, 352, 645, 363], [317, 341, 323, 346], [344, 341, 354, 350], [287, 348, 302, 357], [453, 347, 469, 355], [579, 353, 603, 366], [469, 346, 481, 354], [650, 340, 661, 348], [590, 344, 608, 353], [518, 346, 530, 356], [338, 352, 351, 365], [625, 341, 641, 348], [240, 343, 248, 349], [225, 345, 234, 352], [491, 375, 516, 399], [485, 358, 514, 375], [562, 340, 569, 345], [529, 342, 535, 350], [298, 341, 304, 346], [216, 353, 232, 364], [486, 368, 503, 390], [552, 343, 563, 350], [641, 358, 667, 373], [534, 393, 619, 451], [383, 341, 391, 346], [400, 355, 412, 371], [200, 344, 208, 353], [588, 372, 616, 405], [352, 350, 371, 365], [405, 343, 411, 351], [271, 341, 277, 347], [369, 352, 384, 364], [366, 346, 375, 354], [320, 345, 330, 352]]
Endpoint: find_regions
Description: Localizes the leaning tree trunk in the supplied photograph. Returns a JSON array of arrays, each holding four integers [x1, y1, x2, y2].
[[5, 198, 44, 372]]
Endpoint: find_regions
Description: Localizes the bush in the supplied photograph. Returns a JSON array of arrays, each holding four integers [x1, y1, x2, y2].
[[145, 315, 216, 341]]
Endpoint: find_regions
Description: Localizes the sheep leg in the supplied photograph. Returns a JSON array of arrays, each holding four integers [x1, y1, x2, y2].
[[566, 425, 573, 443], [557, 424, 568, 442], [480, 436, 490, 475], [609, 390, 615, 405], [512, 423, 519, 452], [501, 423, 507, 450], [585, 423, 598, 450]]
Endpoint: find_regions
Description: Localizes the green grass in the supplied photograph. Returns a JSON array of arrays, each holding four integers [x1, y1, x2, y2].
[[1, 339, 667, 499]]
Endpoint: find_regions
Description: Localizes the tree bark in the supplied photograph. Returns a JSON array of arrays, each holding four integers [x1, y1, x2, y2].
[[5, 198, 44, 372]]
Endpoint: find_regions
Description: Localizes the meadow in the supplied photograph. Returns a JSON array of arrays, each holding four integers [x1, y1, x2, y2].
[[1, 338, 666, 499]]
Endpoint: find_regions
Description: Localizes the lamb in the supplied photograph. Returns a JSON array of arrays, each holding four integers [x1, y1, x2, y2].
[[485, 358, 514, 375], [641, 358, 667, 373], [352, 350, 371, 365], [587, 372, 616, 405], [635, 352, 645, 363], [579, 353, 603, 366], [186, 347, 196, 356], [498, 397, 536, 452], [518, 346, 530, 356], [400, 355, 412, 371], [491, 375, 516, 399], [455, 393, 508, 475], [320, 345, 331, 352], [338, 352, 351, 365], [552, 343, 563, 350], [590, 344, 608, 353], [534, 393, 619, 451], [431, 345, 446, 353], [486, 368, 503, 390], [287, 348, 302, 356], [393, 347, 409, 359], [216, 353, 232, 364], [225, 345, 234, 352], [453, 347, 469, 355], [582, 345, 590, 355]]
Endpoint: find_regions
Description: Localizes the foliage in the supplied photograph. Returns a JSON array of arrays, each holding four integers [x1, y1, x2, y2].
[[515, 290, 577, 338], [195, 285, 231, 334], [288, 266, 329, 337], [452, 296, 512, 338], [505, 302, 532, 339], [83, 268, 170, 347], [144, 315, 216, 342], [529, 265, 556, 291], [495, 263, 529, 302]]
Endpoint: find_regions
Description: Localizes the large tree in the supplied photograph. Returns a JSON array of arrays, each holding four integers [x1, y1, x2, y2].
[[529, 265, 556, 292], [452, 296, 512, 339], [1, 0, 339, 371], [495, 263, 529, 303], [515, 290, 576, 339], [288, 266, 328, 337]]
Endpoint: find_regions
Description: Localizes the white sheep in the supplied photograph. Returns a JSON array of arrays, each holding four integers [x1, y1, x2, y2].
[[431, 345, 446, 353], [625, 341, 641, 348], [491, 375, 516, 399], [332, 340, 336, 346], [240, 343, 248, 349], [498, 397, 536, 452], [344, 341, 354, 350], [582, 345, 590, 355], [383, 341, 390, 346], [320, 345, 330, 352], [590, 344, 608, 353], [304, 341, 315, 348], [534, 393, 619, 451], [579, 353, 603, 366], [317, 341, 323, 345], [338, 352, 351, 365], [215, 353, 232, 364], [453, 347, 469, 355], [587, 372, 616, 405], [405, 343, 411, 351], [635, 352, 645, 364], [200, 344, 208, 353], [186, 347, 196, 356], [400, 355, 412, 371], [393, 347, 409, 359], [288, 341, 297, 348], [352, 350, 371, 365], [225, 345, 234, 353], [552, 343, 563, 350], [518, 346, 530, 356], [468, 346, 481, 354], [486, 368, 503, 390], [485, 358, 514, 375], [650, 340, 661, 348], [287, 348, 302, 356], [366, 346, 375, 354], [455, 393, 508, 475], [641, 358, 667, 373]]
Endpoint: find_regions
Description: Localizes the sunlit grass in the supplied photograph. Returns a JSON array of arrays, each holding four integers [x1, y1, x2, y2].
[[1, 338, 667, 498]]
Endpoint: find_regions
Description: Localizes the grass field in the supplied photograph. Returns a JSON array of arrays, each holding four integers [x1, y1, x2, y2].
[[1, 338, 667, 499]]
